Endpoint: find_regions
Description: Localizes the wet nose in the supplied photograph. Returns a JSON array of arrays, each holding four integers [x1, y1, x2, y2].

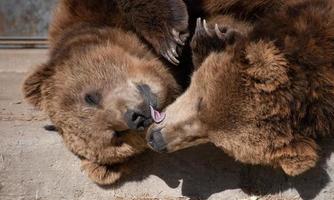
[[124, 110, 152, 130], [147, 129, 167, 152]]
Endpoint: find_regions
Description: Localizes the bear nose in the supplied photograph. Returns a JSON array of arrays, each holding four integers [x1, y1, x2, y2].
[[124, 110, 152, 130], [147, 129, 167, 153]]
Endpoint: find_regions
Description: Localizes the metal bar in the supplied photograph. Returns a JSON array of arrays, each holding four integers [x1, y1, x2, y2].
[[0, 38, 49, 49], [0, 46, 48, 49], [0, 41, 48, 45], [0, 37, 48, 41]]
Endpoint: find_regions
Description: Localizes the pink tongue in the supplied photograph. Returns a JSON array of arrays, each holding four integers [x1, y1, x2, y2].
[[150, 105, 166, 123]]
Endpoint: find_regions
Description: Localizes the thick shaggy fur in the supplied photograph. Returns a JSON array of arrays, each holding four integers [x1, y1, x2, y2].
[[23, 0, 188, 185], [49, 0, 189, 61], [148, 0, 334, 176]]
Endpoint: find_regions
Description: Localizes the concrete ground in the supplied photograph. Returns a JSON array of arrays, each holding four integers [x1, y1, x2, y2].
[[0, 49, 334, 200]]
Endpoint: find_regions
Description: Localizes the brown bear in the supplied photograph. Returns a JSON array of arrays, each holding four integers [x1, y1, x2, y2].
[[23, 0, 193, 185], [147, 0, 334, 176]]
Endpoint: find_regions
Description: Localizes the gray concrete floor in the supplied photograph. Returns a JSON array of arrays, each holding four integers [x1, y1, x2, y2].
[[0, 49, 333, 200]]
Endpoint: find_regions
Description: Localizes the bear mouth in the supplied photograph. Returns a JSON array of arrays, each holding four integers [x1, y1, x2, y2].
[[122, 84, 163, 131], [150, 105, 166, 123]]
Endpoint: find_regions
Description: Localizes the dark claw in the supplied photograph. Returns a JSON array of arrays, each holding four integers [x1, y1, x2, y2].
[[195, 18, 232, 42], [162, 50, 179, 65], [170, 44, 179, 59], [172, 29, 185, 46], [195, 18, 203, 33], [161, 29, 189, 65], [214, 24, 225, 39], [203, 19, 212, 36], [168, 39, 179, 58], [195, 18, 215, 36], [180, 32, 189, 43], [167, 49, 180, 64]]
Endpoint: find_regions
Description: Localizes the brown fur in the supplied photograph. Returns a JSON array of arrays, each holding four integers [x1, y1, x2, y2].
[[23, 0, 183, 185], [200, 0, 281, 20], [49, 0, 189, 59], [148, 0, 334, 176]]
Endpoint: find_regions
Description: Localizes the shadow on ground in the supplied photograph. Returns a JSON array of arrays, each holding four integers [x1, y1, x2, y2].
[[105, 139, 333, 200]]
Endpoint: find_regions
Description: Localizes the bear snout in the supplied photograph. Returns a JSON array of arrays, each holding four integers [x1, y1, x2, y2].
[[123, 84, 161, 131], [136, 84, 158, 109], [147, 128, 167, 153], [124, 109, 153, 131]]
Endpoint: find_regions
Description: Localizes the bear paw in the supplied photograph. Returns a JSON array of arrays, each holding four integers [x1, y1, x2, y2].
[[275, 137, 319, 176], [191, 18, 243, 68], [130, 0, 189, 65], [155, 0, 189, 65], [81, 160, 129, 185]]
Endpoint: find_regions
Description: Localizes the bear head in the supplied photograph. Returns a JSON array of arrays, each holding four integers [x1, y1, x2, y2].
[[23, 26, 180, 165]]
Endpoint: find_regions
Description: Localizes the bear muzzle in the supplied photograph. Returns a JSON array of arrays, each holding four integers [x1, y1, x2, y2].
[[147, 128, 168, 153], [123, 84, 159, 131]]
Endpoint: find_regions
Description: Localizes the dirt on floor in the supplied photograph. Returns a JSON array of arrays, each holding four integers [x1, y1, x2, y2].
[[0, 49, 333, 200]]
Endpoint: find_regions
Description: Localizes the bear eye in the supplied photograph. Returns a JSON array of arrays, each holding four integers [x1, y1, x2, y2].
[[84, 92, 101, 106]]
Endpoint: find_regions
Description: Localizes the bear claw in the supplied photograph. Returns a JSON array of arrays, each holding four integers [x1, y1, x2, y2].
[[194, 18, 232, 41], [161, 48, 179, 65], [191, 18, 244, 68], [214, 24, 225, 39], [160, 29, 189, 65], [172, 28, 185, 46], [167, 49, 180, 64]]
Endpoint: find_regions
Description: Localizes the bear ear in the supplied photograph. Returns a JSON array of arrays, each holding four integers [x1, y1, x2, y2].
[[22, 63, 53, 109]]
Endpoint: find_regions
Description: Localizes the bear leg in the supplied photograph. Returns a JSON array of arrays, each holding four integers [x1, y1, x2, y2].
[[118, 0, 189, 65], [81, 160, 129, 185], [273, 136, 319, 176]]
